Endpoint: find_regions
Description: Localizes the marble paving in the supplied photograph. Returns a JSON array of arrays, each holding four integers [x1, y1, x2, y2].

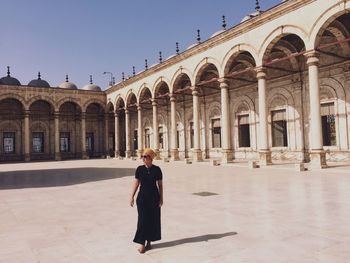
[[0, 159, 349, 263]]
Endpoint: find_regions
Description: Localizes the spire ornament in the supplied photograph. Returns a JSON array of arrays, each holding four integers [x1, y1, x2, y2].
[[255, 0, 261, 12], [197, 29, 201, 43], [222, 15, 226, 30], [176, 42, 179, 55]]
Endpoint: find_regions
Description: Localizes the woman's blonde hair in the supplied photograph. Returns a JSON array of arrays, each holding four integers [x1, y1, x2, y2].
[[143, 148, 156, 160]]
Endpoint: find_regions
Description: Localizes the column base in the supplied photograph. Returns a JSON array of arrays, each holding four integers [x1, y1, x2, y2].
[[221, 149, 233, 164], [154, 149, 161, 160], [170, 149, 180, 161], [126, 150, 132, 159], [137, 149, 143, 158], [24, 154, 30, 162], [259, 150, 272, 166], [309, 150, 327, 169], [192, 149, 203, 162], [82, 152, 89, 160], [114, 151, 120, 158], [54, 153, 61, 161]]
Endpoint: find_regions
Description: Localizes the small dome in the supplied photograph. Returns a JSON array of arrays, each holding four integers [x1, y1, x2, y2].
[[186, 43, 199, 50], [0, 66, 21, 86], [28, 72, 50, 88], [58, 75, 77, 90], [241, 11, 261, 22], [210, 29, 225, 38], [82, 75, 101, 91]]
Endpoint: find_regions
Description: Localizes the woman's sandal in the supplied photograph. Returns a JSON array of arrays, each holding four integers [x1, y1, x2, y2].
[[145, 243, 152, 251], [138, 246, 146, 254]]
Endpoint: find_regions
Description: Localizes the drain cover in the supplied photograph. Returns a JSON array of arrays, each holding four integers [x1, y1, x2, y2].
[[192, 191, 218, 197]]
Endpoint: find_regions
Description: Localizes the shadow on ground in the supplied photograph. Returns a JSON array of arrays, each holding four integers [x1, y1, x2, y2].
[[0, 167, 134, 189], [151, 232, 237, 250]]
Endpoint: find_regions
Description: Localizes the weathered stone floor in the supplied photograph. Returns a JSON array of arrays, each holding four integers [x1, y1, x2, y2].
[[0, 159, 349, 263]]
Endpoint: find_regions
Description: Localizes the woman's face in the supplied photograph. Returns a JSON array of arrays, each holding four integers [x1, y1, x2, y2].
[[142, 154, 153, 166]]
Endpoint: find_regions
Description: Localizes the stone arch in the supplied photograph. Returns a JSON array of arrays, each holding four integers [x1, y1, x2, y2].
[[57, 97, 82, 112], [207, 101, 221, 119], [267, 88, 295, 108], [82, 99, 105, 113], [320, 77, 346, 101], [310, 1, 350, 49], [0, 93, 26, 110], [170, 67, 194, 92], [28, 96, 56, 112], [193, 57, 223, 81], [125, 90, 138, 105], [222, 44, 259, 73], [232, 95, 255, 114], [115, 95, 126, 109], [259, 25, 309, 64], [137, 83, 153, 102], [153, 77, 171, 97], [106, 101, 114, 112]]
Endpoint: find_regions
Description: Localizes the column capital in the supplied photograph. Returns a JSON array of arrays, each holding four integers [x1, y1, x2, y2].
[[125, 108, 129, 114], [191, 86, 199, 96], [151, 98, 158, 107], [304, 50, 320, 66], [24, 110, 30, 117], [81, 111, 86, 119], [218, 78, 230, 89], [255, 67, 267, 80], [169, 93, 176, 102], [137, 105, 142, 111], [114, 111, 119, 118], [54, 111, 60, 118]]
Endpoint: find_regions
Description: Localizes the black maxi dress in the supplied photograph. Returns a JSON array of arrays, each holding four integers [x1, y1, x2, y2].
[[133, 164, 162, 245]]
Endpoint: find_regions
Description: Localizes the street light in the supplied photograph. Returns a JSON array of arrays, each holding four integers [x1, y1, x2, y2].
[[103, 71, 114, 86]]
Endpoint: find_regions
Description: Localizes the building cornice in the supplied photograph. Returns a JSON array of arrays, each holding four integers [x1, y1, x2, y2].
[[106, 0, 316, 95]]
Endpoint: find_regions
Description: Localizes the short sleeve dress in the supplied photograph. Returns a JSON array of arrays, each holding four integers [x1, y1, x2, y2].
[[133, 164, 162, 245]]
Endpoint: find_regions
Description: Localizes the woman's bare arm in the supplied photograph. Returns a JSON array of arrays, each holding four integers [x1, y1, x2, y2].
[[130, 179, 140, 207], [158, 180, 163, 207]]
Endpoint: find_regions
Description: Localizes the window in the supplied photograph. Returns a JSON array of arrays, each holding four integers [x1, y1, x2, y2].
[[158, 127, 164, 149], [133, 130, 138, 150], [321, 103, 336, 146], [238, 115, 250, 147], [3, 132, 15, 153], [86, 133, 94, 152], [32, 132, 44, 153], [211, 118, 221, 148], [144, 128, 150, 148], [60, 132, 70, 152], [190, 122, 194, 148], [272, 110, 288, 147]]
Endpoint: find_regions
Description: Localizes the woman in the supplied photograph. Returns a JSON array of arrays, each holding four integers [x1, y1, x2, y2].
[[130, 148, 163, 253]]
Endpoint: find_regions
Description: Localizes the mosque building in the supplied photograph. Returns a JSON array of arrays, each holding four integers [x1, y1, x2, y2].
[[1, 0, 350, 169]]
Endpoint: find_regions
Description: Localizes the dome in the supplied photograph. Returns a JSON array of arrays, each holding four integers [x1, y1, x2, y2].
[[0, 67, 21, 86], [28, 72, 50, 88], [210, 29, 225, 38], [241, 11, 262, 22], [58, 75, 77, 90], [82, 75, 101, 91]]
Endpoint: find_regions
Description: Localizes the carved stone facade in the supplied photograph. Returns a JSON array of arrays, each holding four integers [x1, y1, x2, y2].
[[1, 0, 350, 168]]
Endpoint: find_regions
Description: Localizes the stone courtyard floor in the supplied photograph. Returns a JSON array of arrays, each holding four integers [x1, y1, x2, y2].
[[0, 159, 350, 263]]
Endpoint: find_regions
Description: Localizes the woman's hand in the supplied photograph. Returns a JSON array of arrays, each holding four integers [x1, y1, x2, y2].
[[130, 197, 135, 207]]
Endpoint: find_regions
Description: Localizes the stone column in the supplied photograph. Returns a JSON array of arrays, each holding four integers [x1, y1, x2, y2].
[[219, 79, 233, 163], [24, 110, 30, 162], [137, 105, 144, 158], [125, 109, 132, 158], [104, 113, 109, 158], [152, 99, 160, 159], [256, 67, 272, 166], [170, 94, 179, 160], [114, 112, 120, 158], [192, 87, 202, 161], [54, 111, 61, 161], [81, 112, 88, 159], [305, 51, 327, 168]]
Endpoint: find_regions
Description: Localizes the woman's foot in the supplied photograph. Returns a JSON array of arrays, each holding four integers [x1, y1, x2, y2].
[[137, 245, 146, 254], [145, 241, 152, 250]]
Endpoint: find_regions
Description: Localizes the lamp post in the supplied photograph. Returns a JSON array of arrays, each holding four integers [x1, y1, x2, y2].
[[103, 71, 114, 86]]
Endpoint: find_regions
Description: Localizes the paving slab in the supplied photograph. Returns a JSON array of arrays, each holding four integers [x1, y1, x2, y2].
[[0, 159, 350, 262]]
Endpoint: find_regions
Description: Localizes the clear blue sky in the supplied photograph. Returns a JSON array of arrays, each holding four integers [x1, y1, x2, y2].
[[0, 0, 281, 90]]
